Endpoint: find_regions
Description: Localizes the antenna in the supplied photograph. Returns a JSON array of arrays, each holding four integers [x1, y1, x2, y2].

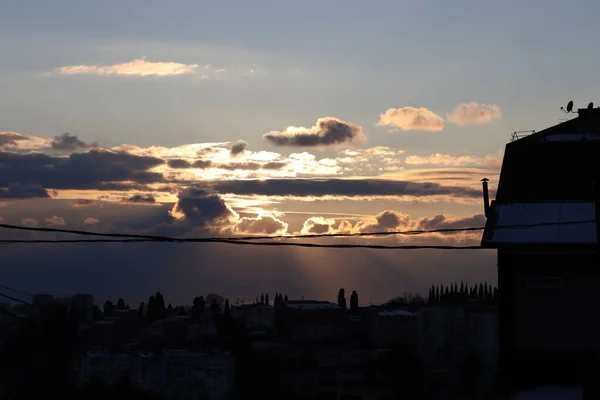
[[561, 100, 574, 114]]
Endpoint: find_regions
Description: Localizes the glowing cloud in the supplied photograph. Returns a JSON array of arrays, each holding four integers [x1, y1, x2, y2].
[[57, 58, 199, 77], [378, 107, 444, 132], [447, 102, 502, 126]]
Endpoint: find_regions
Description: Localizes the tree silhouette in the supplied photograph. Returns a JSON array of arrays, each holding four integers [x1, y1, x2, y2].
[[154, 292, 166, 320], [260, 294, 265, 304], [224, 299, 230, 314], [265, 293, 269, 305], [147, 295, 156, 322], [350, 290, 359, 312], [210, 298, 220, 314], [103, 300, 114, 316], [137, 302, 145, 320], [435, 286, 440, 303], [284, 294, 289, 302], [116, 298, 126, 310], [92, 305, 102, 320], [192, 296, 205, 320], [337, 288, 347, 309]]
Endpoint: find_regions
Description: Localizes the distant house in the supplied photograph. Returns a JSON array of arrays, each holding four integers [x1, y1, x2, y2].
[[281, 300, 346, 341], [481, 106, 600, 396]]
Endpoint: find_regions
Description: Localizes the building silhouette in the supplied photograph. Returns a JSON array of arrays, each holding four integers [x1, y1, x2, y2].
[[481, 105, 600, 398]]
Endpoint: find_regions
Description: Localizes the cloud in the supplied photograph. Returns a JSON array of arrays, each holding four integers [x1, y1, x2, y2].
[[208, 178, 482, 200], [405, 153, 483, 167], [167, 159, 193, 169], [0, 183, 50, 199], [57, 58, 199, 77], [51, 133, 94, 151], [413, 213, 486, 231], [83, 217, 100, 225], [216, 161, 288, 171], [72, 199, 97, 208], [230, 140, 247, 157], [20, 218, 38, 227], [263, 117, 367, 148], [343, 210, 411, 234], [301, 217, 337, 234], [0, 149, 165, 190], [44, 215, 66, 226], [122, 194, 157, 204], [168, 188, 237, 228], [0, 132, 30, 149], [447, 102, 502, 126], [0, 132, 52, 152], [378, 107, 444, 132], [233, 212, 288, 235], [404, 150, 504, 169]]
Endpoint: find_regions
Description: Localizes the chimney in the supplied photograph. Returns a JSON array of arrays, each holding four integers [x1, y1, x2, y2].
[[593, 182, 600, 247], [481, 178, 490, 218]]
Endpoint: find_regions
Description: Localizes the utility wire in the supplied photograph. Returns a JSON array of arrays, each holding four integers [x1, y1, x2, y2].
[[0, 238, 484, 249], [0, 291, 33, 307], [0, 284, 34, 297], [0, 220, 595, 244]]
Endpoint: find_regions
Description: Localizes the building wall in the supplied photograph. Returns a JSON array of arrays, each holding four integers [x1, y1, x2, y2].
[[507, 253, 600, 352], [500, 251, 600, 393]]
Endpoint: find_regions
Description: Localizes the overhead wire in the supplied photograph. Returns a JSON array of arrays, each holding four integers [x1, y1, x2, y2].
[[0, 220, 595, 249]]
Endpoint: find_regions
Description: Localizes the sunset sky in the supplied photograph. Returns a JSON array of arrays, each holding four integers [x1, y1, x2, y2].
[[1, 0, 599, 305]]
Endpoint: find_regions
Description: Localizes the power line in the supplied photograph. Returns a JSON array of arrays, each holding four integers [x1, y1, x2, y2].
[[0, 238, 484, 249], [0, 284, 34, 297], [0, 220, 595, 243], [0, 291, 33, 307]]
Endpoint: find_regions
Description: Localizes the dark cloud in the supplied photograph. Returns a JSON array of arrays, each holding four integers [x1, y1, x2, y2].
[[0, 183, 50, 199], [51, 133, 94, 151], [193, 160, 212, 169], [167, 159, 192, 169], [230, 140, 247, 156], [263, 117, 367, 147], [0, 149, 165, 190], [122, 194, 157, 204], [171, 188, 234, 227], [208, 179, 482, 199]]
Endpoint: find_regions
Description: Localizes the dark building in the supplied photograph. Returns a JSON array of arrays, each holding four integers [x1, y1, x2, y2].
[[481, 105, 600, 397]]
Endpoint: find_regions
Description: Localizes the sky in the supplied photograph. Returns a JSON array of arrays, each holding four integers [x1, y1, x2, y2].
[[1, 0, 599, 307]]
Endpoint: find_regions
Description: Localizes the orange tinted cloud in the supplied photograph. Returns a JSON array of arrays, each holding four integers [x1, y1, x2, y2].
[[378, 107, 444, 132], [447, 102, 502, 126], [58, 58, 199, 77]]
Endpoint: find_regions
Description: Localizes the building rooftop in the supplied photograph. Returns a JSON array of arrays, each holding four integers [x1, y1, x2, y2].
[[285, 301, 340, 310], [495, 108, 600, 204], [482, 202, 597, 247], [377, 310, 417, 317], [511, 386, 583, 400]]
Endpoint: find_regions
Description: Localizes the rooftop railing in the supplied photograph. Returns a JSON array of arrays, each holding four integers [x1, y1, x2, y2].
[[510, 130, 535, 142]]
